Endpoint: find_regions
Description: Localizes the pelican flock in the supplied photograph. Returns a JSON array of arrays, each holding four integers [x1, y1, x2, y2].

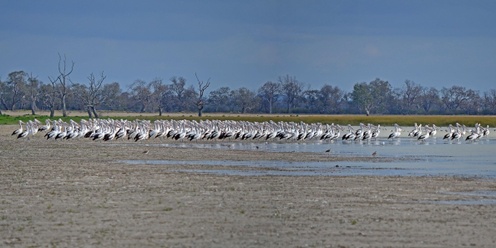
[[10, 118, 492, 143]]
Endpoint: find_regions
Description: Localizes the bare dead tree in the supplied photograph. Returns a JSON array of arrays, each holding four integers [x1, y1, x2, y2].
[[195, 73, 211, 117], [86, 72, 107, 118], [48, 53, 74, 117]]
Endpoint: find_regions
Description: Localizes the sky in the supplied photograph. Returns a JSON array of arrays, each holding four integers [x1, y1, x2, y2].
[[1, 0, 496, 93]]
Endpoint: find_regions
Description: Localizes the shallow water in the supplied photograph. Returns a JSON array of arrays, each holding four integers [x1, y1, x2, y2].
[[115, 125, 496, 177], [121, 135, 496, 178]]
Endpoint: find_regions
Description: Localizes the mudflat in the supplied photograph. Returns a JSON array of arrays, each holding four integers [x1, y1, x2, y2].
[[1, 124, 496, 247]]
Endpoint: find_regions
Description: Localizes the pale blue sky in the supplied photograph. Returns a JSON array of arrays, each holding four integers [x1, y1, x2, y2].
[[1, 0, 496, 92]]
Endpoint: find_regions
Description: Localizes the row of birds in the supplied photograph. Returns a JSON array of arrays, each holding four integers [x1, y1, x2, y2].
[[400, 123, 490, 141], [10, 118, 491, 143]]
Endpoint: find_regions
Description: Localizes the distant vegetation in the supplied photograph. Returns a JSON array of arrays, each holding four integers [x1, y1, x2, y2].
[[2, 58, 496, 118]]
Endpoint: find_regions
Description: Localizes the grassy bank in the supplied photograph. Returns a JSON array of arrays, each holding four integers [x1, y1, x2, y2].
[[1, 111, 495, 127]]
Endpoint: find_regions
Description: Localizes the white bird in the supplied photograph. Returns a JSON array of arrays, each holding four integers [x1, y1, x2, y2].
[[45, 120, 60, 140], [443, 124, 454, 140], [12, 120, 24, 136], [429, 124, 437, 136], [371, 124, 381, 138], [38, 119, 51, 132], [16, 121, 31, 139], [409, 123, 421, 137], [388, 124, 402, 139], [417, 126, 430, 141], [465, 131, 480, 141], [466, 123, 482, 141], [342, 124, 355, 140], [482, 125, 490, 137], [55, 124, 67, 140]]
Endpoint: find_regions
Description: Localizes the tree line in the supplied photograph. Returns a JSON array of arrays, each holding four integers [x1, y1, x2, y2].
[[2, 56, 496, 117]]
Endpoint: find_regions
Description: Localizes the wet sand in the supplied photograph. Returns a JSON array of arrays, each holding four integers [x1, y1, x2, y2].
[[1, 125, 496, 247]]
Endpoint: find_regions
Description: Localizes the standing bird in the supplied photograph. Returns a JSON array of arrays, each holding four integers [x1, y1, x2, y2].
[[342, 124, 356, 140], [12, 120, 24, 136], [465, 131, 480, 141], [417, 126, 430, 141], [38, 119, 51, 132], [409, 123, 421, 137], [388, 124, 402, 139], [466, 123, 482, 141], [371, 124, 381, 138], [429, 124, 437, 136], [55, 122, 68, 140], [443, 124, 454, 140], [482, 125, 490, 137], [17, 121, 32, 139]]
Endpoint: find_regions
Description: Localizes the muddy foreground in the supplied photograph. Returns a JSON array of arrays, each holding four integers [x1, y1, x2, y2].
[[1, 125, 496, 247]]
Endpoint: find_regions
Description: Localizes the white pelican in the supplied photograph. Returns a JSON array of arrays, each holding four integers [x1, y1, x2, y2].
[[417, 127, 430, 141], [466, 123, 482, 141], [38, 119, 51, 132], [371, 124, 381, 138], [465, 131, 480, 141], [482, 125, 490, 137], [12, 120, 24, 136], [17, 121, 31, 139], [443, 124, 454, 140], [388, 124, 402, 139], [55, 123, 67, 140], [342, 124, 355, 140], [409, 123, 421, 137], [362, 124, 372, 140], [429, 124, 437, 136]]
